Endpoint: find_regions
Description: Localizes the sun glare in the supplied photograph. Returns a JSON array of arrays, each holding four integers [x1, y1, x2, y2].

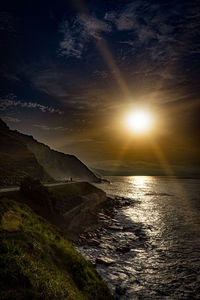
[[125, 110, 153, 133]]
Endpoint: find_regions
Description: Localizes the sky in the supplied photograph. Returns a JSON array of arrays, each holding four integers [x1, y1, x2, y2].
[[0, 0, 200, 175]]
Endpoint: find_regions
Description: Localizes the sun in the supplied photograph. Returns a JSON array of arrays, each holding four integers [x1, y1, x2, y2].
[[125, 110, 153, 133]]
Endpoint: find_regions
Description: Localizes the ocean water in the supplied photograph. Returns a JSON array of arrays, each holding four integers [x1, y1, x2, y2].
[[79, 176, 200, 299]]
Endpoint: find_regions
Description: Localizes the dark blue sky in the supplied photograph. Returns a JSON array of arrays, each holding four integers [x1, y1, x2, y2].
[[0, 0, 200, 174]]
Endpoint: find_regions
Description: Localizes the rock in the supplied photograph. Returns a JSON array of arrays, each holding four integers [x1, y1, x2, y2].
[[109, 225, 123, 231], [96, 256, 115, 265], [116, 245, 131, 253], [98, 212, 107, 219], [134, 228, 142, 236], [111, 218, 118, 222], [87, 239, 100, 246], [155, 289, 169, 296], [123, 200, 131, 206], [115, 285, 127, 295], [99, 243, 115, 250]]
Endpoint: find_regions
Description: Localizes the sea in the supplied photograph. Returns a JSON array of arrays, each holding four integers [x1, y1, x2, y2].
[[78, 176, 200, 299]]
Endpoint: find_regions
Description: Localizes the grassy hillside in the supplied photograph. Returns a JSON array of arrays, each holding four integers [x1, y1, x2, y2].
[[0, 181, 107, 240], [0, 196, 114, 300]]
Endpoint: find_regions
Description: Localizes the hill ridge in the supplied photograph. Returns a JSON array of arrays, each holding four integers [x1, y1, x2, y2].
[[0, 119, 100, 185]]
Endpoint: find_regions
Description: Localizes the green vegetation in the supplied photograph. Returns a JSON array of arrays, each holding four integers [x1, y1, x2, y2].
[[20, 177, 54, 212], [0, 197, 114, 300]]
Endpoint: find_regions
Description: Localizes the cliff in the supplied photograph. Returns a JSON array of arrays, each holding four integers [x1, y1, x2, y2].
[[17, 133, 100, 182], [0, 119, 52, 186], [0, 119, 100, 185]]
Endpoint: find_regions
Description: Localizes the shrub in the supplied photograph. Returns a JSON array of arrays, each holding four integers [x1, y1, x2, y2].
[[20, 177, 53, 211]]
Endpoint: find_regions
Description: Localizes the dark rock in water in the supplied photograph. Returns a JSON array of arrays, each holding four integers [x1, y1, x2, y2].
[[98, 213, 107, 220], [123, 200, 131, 206], [115, 285, 127, 295], [134, 228, 143, 236], [101, 178, 110, 184], [155, 289, 170, 296], [116, 245, 131, 253], [111, 218, 118, 223], [96, 256, 115, 265], [109, 225, 124, 231], [87, 239, 100, 246]]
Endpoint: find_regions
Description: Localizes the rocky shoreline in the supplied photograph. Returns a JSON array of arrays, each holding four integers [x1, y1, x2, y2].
[[75, 194, 147, 253], [76, 196, 133, 247], [73, 194, 150, 299]]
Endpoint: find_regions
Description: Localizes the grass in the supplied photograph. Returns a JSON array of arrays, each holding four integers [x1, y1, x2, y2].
[[0, 196, 114, 300]]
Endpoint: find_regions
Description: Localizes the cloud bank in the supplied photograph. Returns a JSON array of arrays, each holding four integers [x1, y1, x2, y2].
[[0, 94, 63, 114]]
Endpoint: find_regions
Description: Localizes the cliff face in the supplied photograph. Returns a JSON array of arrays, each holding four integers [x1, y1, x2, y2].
[[0, 120, 51, 185], [17, 133, 100, 182], [0, 119, 100, 184]]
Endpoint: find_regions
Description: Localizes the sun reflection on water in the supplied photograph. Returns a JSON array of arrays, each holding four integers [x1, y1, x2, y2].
[[128, 176, 150, 187], [124, 176, 161, 225], [86, 177, 200, 299]]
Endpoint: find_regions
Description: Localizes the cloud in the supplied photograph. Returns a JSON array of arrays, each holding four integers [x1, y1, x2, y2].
[[105, 3, 164, 49], [59, 21, 83, 59], [104, 1, 153, 32], [58, 14, 112, 58], [26, 67, 72, 97], [58, 2, 173, 63], [0, 94, 63, 114], [26, 66, 113, 109], [57, 0, 200, 75], [1, 116, 21, 123], [33, 124, 69, 131], [79, 14, 112, 38], [93, 70, 109, 79], [108, 2, 200, 67], [104, 7, 136, 31]]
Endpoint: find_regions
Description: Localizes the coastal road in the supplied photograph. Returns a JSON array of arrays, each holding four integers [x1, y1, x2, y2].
[[0, 182, 71, 193]]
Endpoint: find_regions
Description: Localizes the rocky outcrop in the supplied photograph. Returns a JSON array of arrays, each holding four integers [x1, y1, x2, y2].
[[63, 191, 107, 239], [40, 182, 107, 240]]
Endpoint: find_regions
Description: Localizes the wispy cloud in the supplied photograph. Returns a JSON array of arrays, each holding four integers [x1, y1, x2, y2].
[[104, 6, 136, 31], [58, 1, 200, 67], [1, 116, 21, 123], [33, 124, 69, 131], [58, 21, 83, 59], [0, 94, 63, 114], [58, 14, 112, 58]]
